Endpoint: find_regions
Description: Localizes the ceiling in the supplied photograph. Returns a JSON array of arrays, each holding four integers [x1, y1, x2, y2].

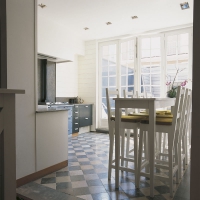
[[38, 0, 193, 41]]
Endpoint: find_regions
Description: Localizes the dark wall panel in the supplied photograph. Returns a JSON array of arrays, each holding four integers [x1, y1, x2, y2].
[[46, 61, 56, 103], [0, 0, 7, 88], [38, 59, 56, 103]]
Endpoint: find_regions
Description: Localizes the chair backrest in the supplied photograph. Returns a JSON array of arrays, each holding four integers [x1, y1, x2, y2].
[[123, 90, 139, 114], [181, 88, 192, 138], [106, 88, 119, 123], [139, 92, 147, 98], [146, 92, 153, 98], [175, 87, 186, 140], [123, 90, 134, 98], [171, 86, 185, 143]]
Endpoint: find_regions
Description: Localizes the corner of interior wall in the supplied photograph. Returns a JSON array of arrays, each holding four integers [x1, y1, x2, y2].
[[95, 41, 99, 129]]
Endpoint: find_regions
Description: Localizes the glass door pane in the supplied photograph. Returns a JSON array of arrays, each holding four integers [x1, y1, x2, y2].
[[120, 40, 135, 95], [101, 44, 117, 119], [166, 33, 189, 86], [140, 37, 161, 97]]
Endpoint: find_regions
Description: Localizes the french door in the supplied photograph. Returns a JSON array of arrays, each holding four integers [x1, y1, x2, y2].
[[138, 35, 164, 97], [98, 38, 136, 128], [98, 28, 192, 128]]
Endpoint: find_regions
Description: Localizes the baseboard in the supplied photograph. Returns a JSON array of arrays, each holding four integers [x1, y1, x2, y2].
[[96, 128, 109, 133], [16, 160, 68, 187]]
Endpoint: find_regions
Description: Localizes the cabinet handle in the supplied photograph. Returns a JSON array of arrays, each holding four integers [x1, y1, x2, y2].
[[85, 118, 88, 120], [75, 128, 78, 130], [75, 123, 78, 124], [75, 112, 78, 114], [75, 117, 78, 119], [85, 106, 88, 107]]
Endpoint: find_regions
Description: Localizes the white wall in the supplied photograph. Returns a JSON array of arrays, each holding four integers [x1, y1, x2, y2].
[[36, 112, 68, 171], [78, 41, 98, 131], [38, 14, 85, 61], [6, 0, 36, 179], [56, 55, 78, 97]]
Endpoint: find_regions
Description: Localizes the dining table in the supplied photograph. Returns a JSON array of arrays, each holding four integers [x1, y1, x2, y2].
[[113, 97, 175, 197]]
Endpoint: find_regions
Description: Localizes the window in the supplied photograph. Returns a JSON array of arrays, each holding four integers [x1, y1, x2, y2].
[[100, 43, 117, 120], [120, 40, 135, 95], [98, 28, 192, 128], [140, 36, 161, 97], [98, 39, 135, 126], [166, 33, 189, 85]]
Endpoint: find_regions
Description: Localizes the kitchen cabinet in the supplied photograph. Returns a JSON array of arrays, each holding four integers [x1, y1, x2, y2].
[[67, 106, 73, 135], [72, 105, 80, 133], [72, 104, 92, 133], [79, 105, 92, 127]]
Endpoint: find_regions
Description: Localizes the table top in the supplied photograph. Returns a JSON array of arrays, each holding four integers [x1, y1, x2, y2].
[[113, 97, 175, 101]]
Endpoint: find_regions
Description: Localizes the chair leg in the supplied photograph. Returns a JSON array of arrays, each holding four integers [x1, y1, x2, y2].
[[108, 128, 114, 179], [182, 137, 186, 170], [168, 136, 174, 198], [184, 134, 188, 166], [134, 127, 138, 184], [174, 143, 179, 184], [126, 129, 131, 167], [144, 132, 149, 173], [136, 129, 144, 188], [178, 141, 182, 180], [163, 133, 167, 153], [121, 129, 125, 168]]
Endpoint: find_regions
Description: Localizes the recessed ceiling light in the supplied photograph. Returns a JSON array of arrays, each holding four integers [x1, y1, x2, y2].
[[38, 3, 47, 8], [84, 27, 89, 30], [180, 2, 189, 10], [106, 22, 112, 25], [131, 16, 138, 19]]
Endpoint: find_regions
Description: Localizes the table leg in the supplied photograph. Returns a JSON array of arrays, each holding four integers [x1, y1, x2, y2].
[[149, 101, 155, 197], [115, 101, 120, 188]]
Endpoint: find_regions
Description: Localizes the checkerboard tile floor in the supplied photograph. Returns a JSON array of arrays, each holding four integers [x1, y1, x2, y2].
[[34, 132, 188, 200]]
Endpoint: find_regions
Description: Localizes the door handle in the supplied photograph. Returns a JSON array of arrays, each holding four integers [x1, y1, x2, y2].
[[85, 118, 88, 120]]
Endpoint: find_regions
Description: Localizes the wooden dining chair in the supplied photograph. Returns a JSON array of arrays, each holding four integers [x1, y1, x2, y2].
[[136, 86, 184, 197], [178, 88, 192, 178], [106, 88, 144, 182]]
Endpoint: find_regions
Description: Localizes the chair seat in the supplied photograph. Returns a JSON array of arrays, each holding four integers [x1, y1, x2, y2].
[[141, 117, 173, 125], [140, 110, 172, 115], [111, 115, 145, 123], [128, 113, 173, 118], [156, 110, 172, 115]]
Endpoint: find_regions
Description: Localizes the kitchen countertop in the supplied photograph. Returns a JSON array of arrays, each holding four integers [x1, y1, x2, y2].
[[36, 103, 94, 113], [36, 108, 70, 113]]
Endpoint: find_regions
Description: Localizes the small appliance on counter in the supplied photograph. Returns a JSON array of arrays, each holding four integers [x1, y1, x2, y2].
[[69, 98, 76, 104], [69, 96, 84, 104]]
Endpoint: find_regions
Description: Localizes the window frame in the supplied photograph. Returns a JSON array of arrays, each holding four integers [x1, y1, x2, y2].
[[137, 33, 165, 97], [97, 27, 192, 129], [98, 40, 119, 128], [163, 28, 193, 92]]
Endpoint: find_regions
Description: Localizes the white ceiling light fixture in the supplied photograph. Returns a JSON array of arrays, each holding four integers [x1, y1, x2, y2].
[[38, 3, 47, 8], [180, 2, 189, 10], [84, 27, 89, 30], [106, 22, 112, 25], [131, 16, 138, 19]]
